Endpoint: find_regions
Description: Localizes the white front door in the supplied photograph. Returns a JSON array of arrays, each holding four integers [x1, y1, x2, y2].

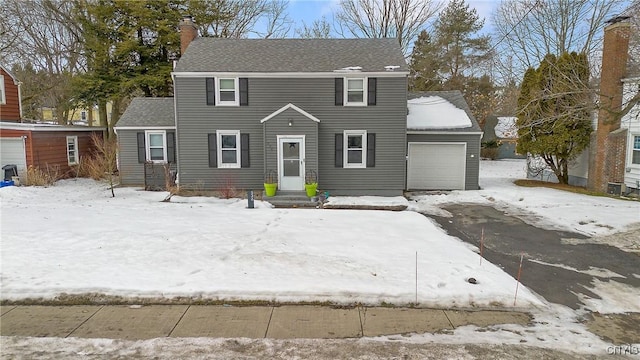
[[277, 136, 305, 191]]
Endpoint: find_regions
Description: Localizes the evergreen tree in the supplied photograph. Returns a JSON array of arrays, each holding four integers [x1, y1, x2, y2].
[[516, 52, 593, 184], [409, 0, 493, 126], [72, 0, 183, 135]]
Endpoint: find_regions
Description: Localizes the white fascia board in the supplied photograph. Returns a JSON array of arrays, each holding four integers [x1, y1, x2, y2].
[[113, 126, 176, 130], [0, 122, 106, 132], [260, 103, 320, 123], [172, 71, 409, 78]]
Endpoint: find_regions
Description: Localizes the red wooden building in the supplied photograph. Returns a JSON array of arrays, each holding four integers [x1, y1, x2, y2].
[[0, 65, 105, 181], [0, 65, 22, 122]]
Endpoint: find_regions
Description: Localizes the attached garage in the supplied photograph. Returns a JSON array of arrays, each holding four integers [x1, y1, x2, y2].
[[0, 137, 27, 177], [406, 91, 482, 191], [407, 142, 466, 190]]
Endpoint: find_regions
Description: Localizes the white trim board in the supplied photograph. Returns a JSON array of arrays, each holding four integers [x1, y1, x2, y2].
[[260, 103, 320, 123]]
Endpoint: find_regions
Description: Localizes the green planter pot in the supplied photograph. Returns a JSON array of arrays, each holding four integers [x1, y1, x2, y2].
[[305, 183, 318, 197], [264, 183, 277, 197]]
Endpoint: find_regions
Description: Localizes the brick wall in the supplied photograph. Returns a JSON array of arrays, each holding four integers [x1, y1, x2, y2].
[[605, 129, 628, 183], [588, 21, 631, 192]]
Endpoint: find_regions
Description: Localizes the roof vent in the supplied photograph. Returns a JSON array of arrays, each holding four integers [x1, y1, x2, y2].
[[385, 65, 400, 71]]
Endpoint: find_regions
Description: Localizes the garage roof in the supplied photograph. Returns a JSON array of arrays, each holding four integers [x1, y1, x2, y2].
[[407, 91, 481, 132]]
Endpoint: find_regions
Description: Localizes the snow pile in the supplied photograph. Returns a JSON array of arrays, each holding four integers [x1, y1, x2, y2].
[[407, 96, 472, 130]]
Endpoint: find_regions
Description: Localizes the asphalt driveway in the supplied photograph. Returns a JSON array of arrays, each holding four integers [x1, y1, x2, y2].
[[429, 204, 640, 310]]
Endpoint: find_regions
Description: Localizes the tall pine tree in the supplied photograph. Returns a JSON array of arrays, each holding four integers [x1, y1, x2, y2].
[[409, 0, 493, 126]]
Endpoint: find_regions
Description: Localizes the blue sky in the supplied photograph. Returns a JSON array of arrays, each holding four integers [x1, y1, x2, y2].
[[287, 0, 501, 35]]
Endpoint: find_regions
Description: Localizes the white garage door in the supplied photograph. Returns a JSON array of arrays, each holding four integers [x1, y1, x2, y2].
[[407, 142, 466, 190], [0, 137, 27, 178]]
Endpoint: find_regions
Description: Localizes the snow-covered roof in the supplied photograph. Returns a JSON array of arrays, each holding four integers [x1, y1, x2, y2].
[[407, 96, 473, 130], [495, 117, 518, 139]]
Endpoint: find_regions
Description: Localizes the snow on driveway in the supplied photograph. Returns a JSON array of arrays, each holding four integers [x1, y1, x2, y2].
[[1, 178, 540, 307], [409, 159, 640, 237]]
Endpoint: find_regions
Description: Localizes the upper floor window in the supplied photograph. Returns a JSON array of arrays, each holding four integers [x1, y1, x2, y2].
[[145, 130, 167, 163], [345, 78, 366, 106], [66, 136, 78, 165], [206, 77, 248, 106], [218, 78, 238, 105], [633, 135, 640, 165], [0, 75, 5, 105], [335, 77, 376, 106]]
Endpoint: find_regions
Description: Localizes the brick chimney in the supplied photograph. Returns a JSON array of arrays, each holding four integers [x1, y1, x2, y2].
[[588, 19, 631, 192], [179, 15, 198, 56]]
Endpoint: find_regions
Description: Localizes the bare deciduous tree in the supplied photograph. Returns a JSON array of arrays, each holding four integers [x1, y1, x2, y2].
[[295, 17, 333, 38], [188, 0, 291, 39], [491, 0, 623, 83], [335, 0, 441, 55], [1, 0, 84, 124]]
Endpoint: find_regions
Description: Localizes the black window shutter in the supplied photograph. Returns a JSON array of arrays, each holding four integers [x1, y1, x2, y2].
[[167, 132, 176, 163], [240, 133, 250, 167], [206, 78, 215, 105], [239, 78, 249, 106], [208, 134, 217, 167], [367, 78, 377, 106], [335, 78, 343, 106], [367, 133, 376, 167], [137, 132, 146, 163], [335, 133, 343, 167]]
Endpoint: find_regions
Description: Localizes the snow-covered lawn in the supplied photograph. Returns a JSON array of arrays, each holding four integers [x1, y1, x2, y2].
[[2, 158, 639, 357], [1, 177, 541, 307]]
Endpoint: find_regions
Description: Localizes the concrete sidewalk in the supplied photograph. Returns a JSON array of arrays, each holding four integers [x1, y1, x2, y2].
[[0, 305, 531, 340]]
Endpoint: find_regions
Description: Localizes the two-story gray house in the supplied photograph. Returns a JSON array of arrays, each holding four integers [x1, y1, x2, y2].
[[116, 18, 409, 195], [115, 17, 480, 195]]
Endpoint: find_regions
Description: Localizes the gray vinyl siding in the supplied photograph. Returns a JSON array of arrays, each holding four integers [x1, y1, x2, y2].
[[117, 129, 176, 187], [118, 130, 144, 186], [263, 108, 318, 181], [406, 133, 481, 190], [175, 76, 407, 194]]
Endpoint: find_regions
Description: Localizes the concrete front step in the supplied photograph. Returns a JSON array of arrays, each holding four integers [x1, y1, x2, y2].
[[264, 191, 320, 208]]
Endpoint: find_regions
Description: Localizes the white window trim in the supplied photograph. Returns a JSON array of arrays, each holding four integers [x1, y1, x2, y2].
[[145, 130, 168, 163], [215, 77, 239, 106], [66, 136, 78, 165], [343, 130, 367, 168], [631, 134, 640, 166], [217, 130, 241, 168], [0, 75, 6, 105], [344, 77, 367, 107]]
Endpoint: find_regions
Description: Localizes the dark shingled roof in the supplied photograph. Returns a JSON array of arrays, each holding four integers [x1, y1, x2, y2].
[[174, 38, 407, 73], [408, 91, 481, 132], [116, 98, 175, 128]]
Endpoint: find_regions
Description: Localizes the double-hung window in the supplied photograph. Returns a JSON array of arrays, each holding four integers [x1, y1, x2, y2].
[[217, 130, 241, 168], [633, 135, 640, 165], [66, 136, 78, 165], [145, 131, 167, 163], [217, 78, 238, 105], [345, 78, 366, 106], [344, 130, 367, 168]]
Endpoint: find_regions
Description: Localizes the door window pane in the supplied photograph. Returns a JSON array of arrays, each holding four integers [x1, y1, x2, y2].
[[283, 159, 299, 176]]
